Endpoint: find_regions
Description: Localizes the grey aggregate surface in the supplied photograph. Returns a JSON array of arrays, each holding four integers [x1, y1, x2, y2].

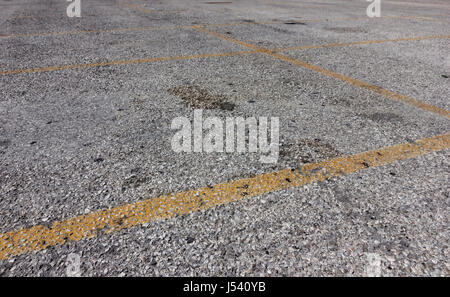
[[0, 0, 449, 276]]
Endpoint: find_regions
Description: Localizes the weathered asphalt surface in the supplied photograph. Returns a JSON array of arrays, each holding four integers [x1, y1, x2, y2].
[[0, 0, 449, 276]]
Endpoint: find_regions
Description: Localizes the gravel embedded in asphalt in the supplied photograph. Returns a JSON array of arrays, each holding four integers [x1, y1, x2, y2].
[[0, 0, 449, 276]]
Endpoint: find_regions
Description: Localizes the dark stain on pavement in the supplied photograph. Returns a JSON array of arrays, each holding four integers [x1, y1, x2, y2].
[[168, 84, 235, 111], [122, 175, 149, 192], [325, 27, 367, 33], [284, 21, 306, 25], [365, 112, 403, 123], [279, 138, 342, 168], [0, 139, 11, 148]]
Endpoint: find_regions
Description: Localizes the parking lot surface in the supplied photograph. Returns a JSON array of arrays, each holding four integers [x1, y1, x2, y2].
[[0, 0, 449, 276]]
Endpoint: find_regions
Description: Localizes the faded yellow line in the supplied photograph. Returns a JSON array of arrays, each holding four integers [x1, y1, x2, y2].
[[2, 34, 450, 77], [192, 26, 450, 119], [0, 21, 275, 39], [1, 14, 445, 39], [259, 1, 329, 9], [0, 51, 256, 76], [0, 25, 194, 39], [384, 1, 450, 9], [123, 3, 155, 13], [268, 55, 450, 119], [0, 133, 449, 260], [10, 13, 68, 19], [280, 14, 448, 23], [122, 3, 181, 14], [275, 35, 450, 51], [0, 23, 254, 39]]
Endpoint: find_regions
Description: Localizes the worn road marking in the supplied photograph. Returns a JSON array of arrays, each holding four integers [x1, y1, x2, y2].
[[275, 35, 450, 51], [0, 133, 448, 260], [0, 51, 257, 76], [122, 3, 181, 13], [192, 26, 450, 119], [122, 3, 157, 13], [0, 25, 194, 39], [258, 1, 329, 9], [1, 14, 445, 39], [384, 1, 450, 9], [2, 34, 449, 80]]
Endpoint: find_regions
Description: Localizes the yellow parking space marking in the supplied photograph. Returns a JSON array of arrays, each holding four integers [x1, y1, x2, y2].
[[0, 51, 257, 76], [284, 14, 448, 22], [9, 14, 65, 19], [1, 14, 445, 39], [122, 3, 182, 13], [0, 133, 448, 260], [2, 34, 450, 79], [275, 35, 450, 51], [123, 3, 155, 13], [259, 1, 329, 9], [0, 22, 270, 39], [0, 22, 269, 39], [0, 25, 194, 39], [192, 26, 450, 119], [271, 53, 450, 119], [384, 1, 450, 9]]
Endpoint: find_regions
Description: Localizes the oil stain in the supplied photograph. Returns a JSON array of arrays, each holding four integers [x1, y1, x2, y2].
[[168, 84, 235, 111], [325, 27, 366, 33], [365, 112, 403, 123], [0, 139, 11, 148], [121, 175, 149, 192], [280, 138, 341, 168], [284, 21, 306, 25]]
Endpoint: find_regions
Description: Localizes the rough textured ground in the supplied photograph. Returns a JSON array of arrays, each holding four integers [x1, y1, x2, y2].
[[0, 0, 449, 276]]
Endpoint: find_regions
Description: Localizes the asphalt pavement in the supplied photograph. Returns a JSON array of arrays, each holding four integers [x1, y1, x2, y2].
[[0, 0, 449, 276]]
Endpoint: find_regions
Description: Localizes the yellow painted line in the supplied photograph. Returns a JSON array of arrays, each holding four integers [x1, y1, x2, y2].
[[0, 25, 194, 39], [0, 23, 260, 39], [275, 35, 450, 52], [0, 133, 449, 260], [0, 21, 276, 39], [0, 51, 256, 76], [9, 14, 66, 19], [192, 26, 450, 119], [1, 14, 444, 39], [123, 3, 155, 13], [122, 3, 182, 14], [280, 14, 448, 23], [261, 2, 328, 9], [2, 34, 450, 77], [384, 1, 450, 9]]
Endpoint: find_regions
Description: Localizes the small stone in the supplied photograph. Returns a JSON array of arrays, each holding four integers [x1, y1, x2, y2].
[[94, 157, 104, 163]]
